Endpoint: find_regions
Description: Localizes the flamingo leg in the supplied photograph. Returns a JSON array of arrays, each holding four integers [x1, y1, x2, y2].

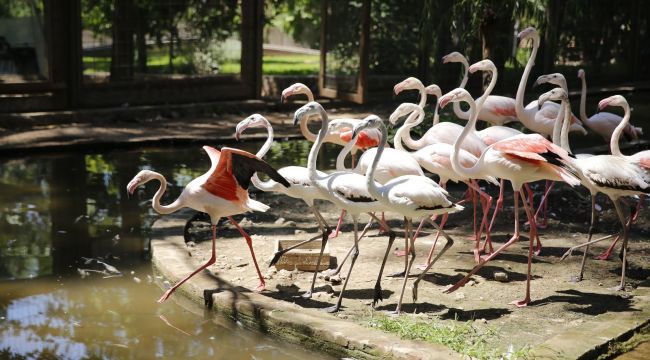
[[394, 218, 416, 314], [322, 212, 375, 277], [302, 206, 334, 298], [325, 215, 361, 313], [612, 199, 631, 291], [571, 195, 597, 282], [228, 217, 265, 292], [330, 210, 347, 239], [269, 205, 331, 267], [445, 188, 522, 294], [389, 217, 411, 277], [484, 179, 506, 254], [466, 180, 493, 262], [157, 224, 218, 303], [595, 195, 643, 260], [418, 213, 448, 270], [412, 217, 455, 302], [367, 213, 396, 306], [511, 188, 536, 307]]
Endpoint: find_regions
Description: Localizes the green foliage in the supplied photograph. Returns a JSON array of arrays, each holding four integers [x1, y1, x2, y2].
[[266, 0, 321, 48], [366, 314, 530, 360]]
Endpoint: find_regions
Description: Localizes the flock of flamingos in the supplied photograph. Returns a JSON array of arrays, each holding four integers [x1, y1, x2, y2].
[[126, 27, 649, 314]]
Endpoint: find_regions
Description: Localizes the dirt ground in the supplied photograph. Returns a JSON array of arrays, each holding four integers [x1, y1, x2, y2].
[[182, 182, 650, 352]]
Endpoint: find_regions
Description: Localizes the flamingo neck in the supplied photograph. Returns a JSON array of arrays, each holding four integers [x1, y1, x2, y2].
[[451, 99, 486, 180], [610, 102, 630, 157], [515, 36, 540, 119], [560, 99, 573, 154], [415, 81, 427, 108], [579, 75, 588, 124], [432, 101, 440, 125], [307, 108, 329, 179], [452, 59, 471, 120], [472, 66, 497, 132], [336, 136, 356, 171], [150, 172, 184, 215], [396, 106, 426, 150], [365, 125, 386, 201], [393, 110, 420, 152], [251, 121, 278, 191]]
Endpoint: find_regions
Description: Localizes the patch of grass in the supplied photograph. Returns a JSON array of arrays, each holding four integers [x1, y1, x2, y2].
[[365, 314, 529, 360], [263, 54, 319, 75], [597, 323, 650, 360]]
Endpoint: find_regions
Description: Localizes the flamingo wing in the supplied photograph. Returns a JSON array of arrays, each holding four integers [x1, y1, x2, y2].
[[202, 146, 290, 200], [582, 156, 650, 193]]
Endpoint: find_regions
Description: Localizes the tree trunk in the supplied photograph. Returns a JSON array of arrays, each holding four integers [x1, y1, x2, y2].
[[479, 3, 513, 95], [540, 0, 564, 75], [110, 0, 134, 81], [135, 9, 147, 74]]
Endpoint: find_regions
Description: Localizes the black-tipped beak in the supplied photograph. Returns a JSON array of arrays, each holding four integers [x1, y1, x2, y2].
[[293, 110, 304, 126]]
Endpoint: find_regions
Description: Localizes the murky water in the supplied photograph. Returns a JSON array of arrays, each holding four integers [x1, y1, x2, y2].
[[0, 141, 339, 360]]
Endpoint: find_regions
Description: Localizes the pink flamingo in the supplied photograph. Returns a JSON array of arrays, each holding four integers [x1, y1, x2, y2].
[[578, 69, 643, 142], [441, 88, 580, 306], [442, 51, 518, 126], [127, 146, 290, 303]]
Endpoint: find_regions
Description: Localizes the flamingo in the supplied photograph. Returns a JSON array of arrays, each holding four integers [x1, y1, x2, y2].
[[293, 102, 397, 312], [559, 95, 650, 290], [350, 115, 463, 314], [126, 146, 290, 303], [442, 51, 518, 126], [389, 102, 497, 263], [234, 114, 335, 297], [577, 69, 643, 142], [440, 88, 580, 306], [514, 27, 586, 137]]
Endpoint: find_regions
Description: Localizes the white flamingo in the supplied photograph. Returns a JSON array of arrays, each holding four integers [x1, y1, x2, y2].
[[235, 114, 335, 297], [559, 95, 650, 290], [350, 115, 463, 314], [293, 102, 397, 312], [440, 88, 580, 306], [442, 51, 518, 126], [577, 69, 643, 142]]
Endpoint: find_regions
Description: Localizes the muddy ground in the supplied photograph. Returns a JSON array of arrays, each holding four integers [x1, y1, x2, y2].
[[181, 182, 650, 352]]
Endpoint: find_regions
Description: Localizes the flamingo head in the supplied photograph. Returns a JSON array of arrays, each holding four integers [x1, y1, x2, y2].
[[235, 114, 268, 141], [577, 69, 585, 79], [424, 84, 442, 98], [598, 95, 627, 111], [393, 77, 422, 95], [534, 73, 567, 89], [538, 88, 568, 108], [352, 115, 384, 140], [293, 101, 323, 126], [439, 88, 472, 109], [126, 170, 156, 195], [281, 83, 310, 102], [389, 103, 420, 125], [442, 51, 467, 65], [328, 119, 355, 133], [517, 27, 539, 47], [468, 59, 495, 74]]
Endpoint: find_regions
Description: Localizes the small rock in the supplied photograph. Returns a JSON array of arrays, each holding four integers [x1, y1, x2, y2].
[[274, 217, 286, 225], [284, 220, 297, 227], [294, 229, 306, 235], [186, 241, 196, 248], [329, 275, 343, 285], [598, 282, 603, 286], [478, 318, 487, 324], [455, 292, 465, 300], [133, 277, 141, 283], [163, 280, 171, 289], [468, 280, 476, 286], [595, 203, 602, 212], [494, 271, 509, 282]]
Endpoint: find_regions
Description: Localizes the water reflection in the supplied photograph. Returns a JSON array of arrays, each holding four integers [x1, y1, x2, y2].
[[0, 140, 336, 359]]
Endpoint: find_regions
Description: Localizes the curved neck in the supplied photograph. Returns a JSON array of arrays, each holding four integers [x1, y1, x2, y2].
[[150, 172, 184, 215], [299, 116, 318, 142], [307, 108, 329, 178], [560, 99, 572, 153], [476, 68, 497, 110], [515, 37, 540, 118], [336, 136, 356, 170], [610, 102, 631, 157], [452, 60, 471, 119], [579, 75, 588, 123], [395, 106, 425, 150], [432, 101, 440, 125], [416, 82, 427, 108], [366, 125, 386, 200], [451, 99, 485, 179], [256, 122, 274, 158]]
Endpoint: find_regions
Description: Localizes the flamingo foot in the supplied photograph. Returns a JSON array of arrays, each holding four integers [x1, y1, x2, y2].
[[301, 291, 313, 299], [328, 231, 341, 239], [416, 263, 430, 271], [609, 285, 626, 292], [157, 288, 174, 303], [534, 244, 543, 256], [444, 278, 470, 294], [321, 268, 340, 277], [509, 298, 530, 308], [467, 234, 480, 241], [479, 253, 491, 262], [594, 250, 613, 260], [569, 274, 583, 283], [372, 283, 383, 307], [324, 304, 341, 313], [388, 270, 406, 278], [254, 282, 266, 292], [472, 249, 481, 264], [393, 249, 408, 257]]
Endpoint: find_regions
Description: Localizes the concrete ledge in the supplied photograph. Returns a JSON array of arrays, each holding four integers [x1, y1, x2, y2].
[[151, 213, 460, 360]]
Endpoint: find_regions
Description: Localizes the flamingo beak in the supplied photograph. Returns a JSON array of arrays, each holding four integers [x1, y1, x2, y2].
[[293, 108, 306, 126], [439, 96, 452, 109], [280, 89, 292, 103], [126, 178, 140, 195], [468, 64, 479, 74], [442, 55, 450, 64], [597, 99, 610, 112], [393, 83, 404, 95]]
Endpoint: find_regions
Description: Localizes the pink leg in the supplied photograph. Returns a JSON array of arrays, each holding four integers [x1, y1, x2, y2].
[[483, 179, 506, 255], [466, 180, 493, 262], [228, 216, 265, 292], [467, 187, 478, 241], [511, 189, 536, 307], [594, 195, 643, 260], [158, 224, 218, 303], [416, 213, 449, 270], [445, 189, 522, 294], [330, 209, 347, 239], [377, 212, 389, 235]]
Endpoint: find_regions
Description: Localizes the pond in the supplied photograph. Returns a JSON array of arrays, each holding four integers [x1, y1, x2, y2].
[[0, 141, 339, 360]]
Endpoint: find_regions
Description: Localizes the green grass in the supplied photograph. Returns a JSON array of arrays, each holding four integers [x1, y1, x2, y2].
[[365, 314, 529, 360], [83, 53, 318, 76]]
